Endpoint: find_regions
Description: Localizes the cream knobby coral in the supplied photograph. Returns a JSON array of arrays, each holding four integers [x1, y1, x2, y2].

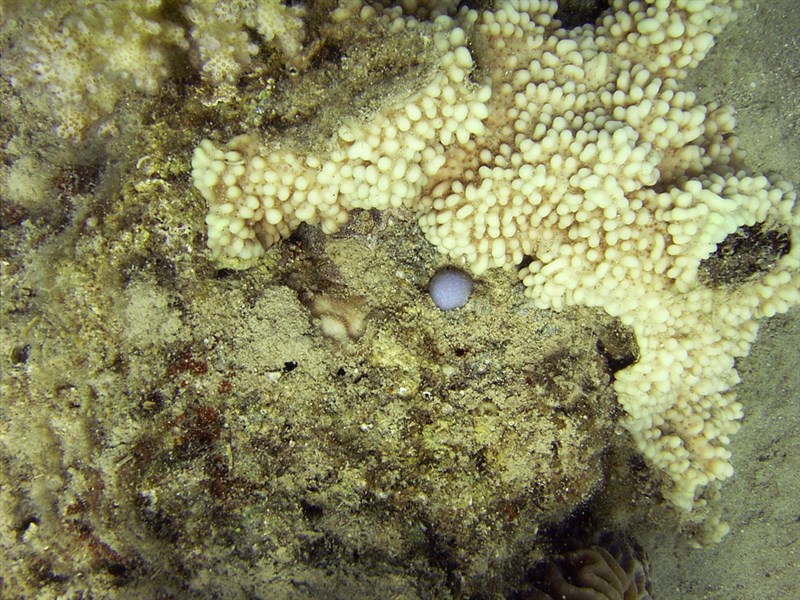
[[191, 0, 800, 520], [184, 0, 306, 103]]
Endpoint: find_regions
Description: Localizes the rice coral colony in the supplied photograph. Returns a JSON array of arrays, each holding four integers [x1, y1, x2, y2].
[[191, 0, 800, 522]]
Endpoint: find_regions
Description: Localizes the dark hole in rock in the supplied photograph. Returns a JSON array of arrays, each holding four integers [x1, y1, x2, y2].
[[300, 498, 324, 521], [517, 254, 535, 271], [15, 515, 40, 540], [699, 223, 791, 287], [11, 344, 30, 364], [555, 0, 610, 29], [214, 267, 238, 279], [596, 320, 639, 376]]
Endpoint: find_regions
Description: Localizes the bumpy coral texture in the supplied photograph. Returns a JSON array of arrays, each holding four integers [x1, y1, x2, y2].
[[1, 1, 186, 139], [184, 0, 306, 103], [192, 0, 800, 519]]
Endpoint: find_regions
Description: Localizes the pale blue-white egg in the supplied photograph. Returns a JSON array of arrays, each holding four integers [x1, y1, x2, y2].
[[428, 268, 474, 311]]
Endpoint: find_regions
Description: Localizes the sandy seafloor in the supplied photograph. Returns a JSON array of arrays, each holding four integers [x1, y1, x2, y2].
[[642, 0, 800, 597]]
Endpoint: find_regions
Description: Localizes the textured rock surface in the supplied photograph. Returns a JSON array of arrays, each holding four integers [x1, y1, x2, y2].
[[0, 208, 638, 597]]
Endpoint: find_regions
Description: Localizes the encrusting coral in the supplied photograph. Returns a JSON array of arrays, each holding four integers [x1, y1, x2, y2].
[[0, 0, 306, 138], [0, 0, 186, 139], [192, 0, 800, 525], [184, 0, 306, 103]]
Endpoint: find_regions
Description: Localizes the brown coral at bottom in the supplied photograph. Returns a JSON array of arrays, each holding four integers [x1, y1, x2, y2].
[[523, 533, 654, 600]]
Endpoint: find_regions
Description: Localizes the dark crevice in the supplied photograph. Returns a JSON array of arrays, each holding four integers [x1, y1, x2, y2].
[[555, 0, 611, 29], [699, 223, 791, 287]]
